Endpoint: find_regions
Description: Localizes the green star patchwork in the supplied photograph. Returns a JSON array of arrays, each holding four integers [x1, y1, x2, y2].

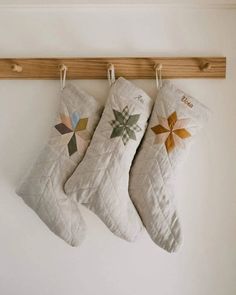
[[110, 105, 142, 145]]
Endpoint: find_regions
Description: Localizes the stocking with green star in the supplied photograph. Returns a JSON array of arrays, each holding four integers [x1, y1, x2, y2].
[[65, 77, 153, 242]]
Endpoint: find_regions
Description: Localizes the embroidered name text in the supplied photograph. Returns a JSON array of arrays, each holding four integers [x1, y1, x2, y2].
[[134, 95, 144, 104], [181, 96, 193, 108]]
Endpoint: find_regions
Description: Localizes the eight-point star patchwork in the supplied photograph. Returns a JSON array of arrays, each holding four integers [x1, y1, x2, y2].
[[110, 105, 142, 145], [55, 112, 90, 156], [151, 111, 191, 153]]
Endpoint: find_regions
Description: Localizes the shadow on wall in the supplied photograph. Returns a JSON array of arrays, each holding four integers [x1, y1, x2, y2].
[[0, 81, 60, 188]]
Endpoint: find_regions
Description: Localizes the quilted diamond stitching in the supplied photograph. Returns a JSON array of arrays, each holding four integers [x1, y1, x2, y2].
[[17, 83, 102, 246]]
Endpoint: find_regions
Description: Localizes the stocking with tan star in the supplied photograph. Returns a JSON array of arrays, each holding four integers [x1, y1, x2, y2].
[[129, 81, 210, 252]]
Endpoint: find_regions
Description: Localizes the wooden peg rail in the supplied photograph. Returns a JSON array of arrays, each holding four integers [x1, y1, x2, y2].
[[0, 57, 226, 79]]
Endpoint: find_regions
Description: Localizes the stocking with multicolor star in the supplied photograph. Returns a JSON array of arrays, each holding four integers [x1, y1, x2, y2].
[[129, 81, 210, 252], [17, 83, 102, 246]]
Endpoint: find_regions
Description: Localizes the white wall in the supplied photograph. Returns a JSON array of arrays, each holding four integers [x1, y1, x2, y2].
[[0, 5, 236, 295]]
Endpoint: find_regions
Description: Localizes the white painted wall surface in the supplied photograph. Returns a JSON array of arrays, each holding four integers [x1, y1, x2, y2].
[[0, 5, 235, 295]]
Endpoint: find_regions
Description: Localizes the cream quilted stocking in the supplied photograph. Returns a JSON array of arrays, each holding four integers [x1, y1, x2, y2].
[[129, 81, 210, 252], [65, 77, 153, 241], [17, 83, 102, 246]]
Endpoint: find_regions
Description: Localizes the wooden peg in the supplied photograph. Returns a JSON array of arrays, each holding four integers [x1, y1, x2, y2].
[[58, 64, 67, 71], [107, 63, 115, 71], [154, 63, 163, 71], [11, 64, 23, 73], [200, 62, 211, 71]]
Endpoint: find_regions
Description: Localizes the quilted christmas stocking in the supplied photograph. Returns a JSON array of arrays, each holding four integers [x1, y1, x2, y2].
[[17, 83, 102, 246], [129, 81, 210, 252], [65, 77, 153, 242]]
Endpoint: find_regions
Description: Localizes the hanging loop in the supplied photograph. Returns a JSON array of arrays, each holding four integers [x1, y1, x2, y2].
[[107, 63, 116, 86], [154, 63, 163, 90], [59, 64, 68, 90]]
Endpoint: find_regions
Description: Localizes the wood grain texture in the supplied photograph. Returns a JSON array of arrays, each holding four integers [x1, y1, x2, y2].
[[0, 57, 226, 79]]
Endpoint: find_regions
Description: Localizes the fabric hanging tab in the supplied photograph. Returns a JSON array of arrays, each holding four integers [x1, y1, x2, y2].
[[60, 64, 68, 90], [155, 63, 163, 90], [107, 63, 116, 86]]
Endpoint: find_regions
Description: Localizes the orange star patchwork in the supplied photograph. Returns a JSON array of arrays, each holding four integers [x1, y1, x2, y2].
[[151, 111, 191, 153]]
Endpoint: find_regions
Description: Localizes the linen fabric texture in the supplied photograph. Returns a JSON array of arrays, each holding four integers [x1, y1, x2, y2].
[[65, 77, 153, 242], [129, 81, 210, 252], [16, 83, 102, 246]]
